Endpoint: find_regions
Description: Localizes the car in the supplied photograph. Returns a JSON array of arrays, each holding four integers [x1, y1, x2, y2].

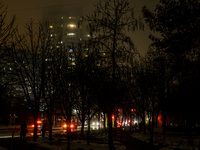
[[63, 123, 77, 130], [31, 120, 42, 132]]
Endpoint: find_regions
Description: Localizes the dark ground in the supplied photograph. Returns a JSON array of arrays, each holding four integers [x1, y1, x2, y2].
[[0, 129, 165, 150]]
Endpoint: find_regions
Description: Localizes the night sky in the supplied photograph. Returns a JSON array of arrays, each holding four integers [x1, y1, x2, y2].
[[5, 0, 159, 56]]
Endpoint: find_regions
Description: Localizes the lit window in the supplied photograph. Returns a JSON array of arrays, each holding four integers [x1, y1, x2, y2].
[[50, 34, 53, 37], [67, 24, 76, 28], [97, 64, 100, 66], [67, 33, 76, 36], [85, 55, 88, 57], [103, 53, 105, 55], [87, 34, 90, 37], [49, 25, 53, 28], [57, 46, 60, 48]]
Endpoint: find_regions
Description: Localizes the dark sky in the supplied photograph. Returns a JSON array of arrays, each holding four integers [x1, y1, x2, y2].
[[5, 0, 159, 56]]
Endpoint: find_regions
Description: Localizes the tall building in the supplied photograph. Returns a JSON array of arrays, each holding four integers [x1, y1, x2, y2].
[[42, 6, 89, 50]]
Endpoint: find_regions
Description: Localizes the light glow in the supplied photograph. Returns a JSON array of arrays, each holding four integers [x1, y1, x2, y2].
[[37, 121, 41, 124], [67, 24, 76, 28], [67, 33, 76, 36], [64, 124, 67, 128]]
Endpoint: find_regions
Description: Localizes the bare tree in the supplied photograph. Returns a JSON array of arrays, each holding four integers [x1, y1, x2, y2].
[[10, 20, 52, 141], [82, 0, 142, 149]]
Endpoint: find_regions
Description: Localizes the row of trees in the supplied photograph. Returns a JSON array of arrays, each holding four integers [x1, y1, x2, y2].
[[1, 0, 200, 149]]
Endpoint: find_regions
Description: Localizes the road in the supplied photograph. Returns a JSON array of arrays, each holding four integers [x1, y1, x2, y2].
[[0, 125, 99, 139]]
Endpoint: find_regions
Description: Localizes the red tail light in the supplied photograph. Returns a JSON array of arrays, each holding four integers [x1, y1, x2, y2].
[[32, 125, 34, 127], [37, 120, 41, 124], [70, 124, 74, 128]]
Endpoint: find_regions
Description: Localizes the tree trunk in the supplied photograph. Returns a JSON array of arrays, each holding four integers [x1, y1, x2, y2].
[[98, 110, 100, 131], [49, 120, 52, 141], [156, 113, 159, 128], [49, 100, 53, 141], [108, 112, 115, 150], [33, 114, 38, 142], [150, 106, 155, 145], [67, 108, 72, 150], [81, 116, 85, 137], [87, 118, 91, 145], [130, 114, 132, 130], [162, 112, 166, 136], [104, 113, 106, 129], [142, 111, 146, 134]]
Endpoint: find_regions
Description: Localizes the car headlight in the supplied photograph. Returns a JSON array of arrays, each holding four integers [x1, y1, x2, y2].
[[92, 122, 95, 125]]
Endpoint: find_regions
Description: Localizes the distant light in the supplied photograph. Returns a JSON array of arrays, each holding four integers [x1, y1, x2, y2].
[[112, 115, 114, 119], [67, 24, 76, 28], [87, 34, 90, 37], [134, 120, 138, 124], [67, 33, 76, 36], [71, 62, 75, 65], [50, 34, 53, 37], [92, 122, 95, 125], [37, 121, 41, 124], [64, 124, 67, 128], [49, 25, 53, 28], [69, 16, 76, 19], [61, 16, 63, 19]]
